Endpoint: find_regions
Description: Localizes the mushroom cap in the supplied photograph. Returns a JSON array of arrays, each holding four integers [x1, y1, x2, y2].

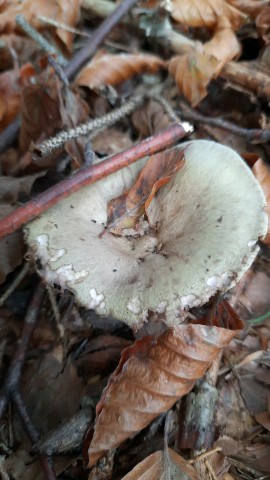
[[26, 140, 268, 329]]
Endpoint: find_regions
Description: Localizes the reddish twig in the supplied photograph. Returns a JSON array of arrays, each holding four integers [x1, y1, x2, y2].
[[0, 123, 192, 239], [177, 107, 270, 144], [0, 284, 57, 480]]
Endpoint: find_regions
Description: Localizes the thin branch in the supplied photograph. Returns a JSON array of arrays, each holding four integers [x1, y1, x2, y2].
[[35, 93, 147, 156], [0, 283, 45, 418], [0, 118, 20, 155], [0, 263, 31, 308], [64, 0, 139, 79], [0, 122, 192, 239], [0, 0, 138, 154], [177, 107, 270, 144], [16, 15, 66, 66], [0, 284, 57, 480]]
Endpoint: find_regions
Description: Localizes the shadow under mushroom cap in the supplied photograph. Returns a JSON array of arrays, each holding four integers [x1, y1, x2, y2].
[[25, 140, 268, 329]]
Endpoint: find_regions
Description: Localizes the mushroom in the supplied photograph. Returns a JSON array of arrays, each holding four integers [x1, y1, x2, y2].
[[25, 140, 267, 330]]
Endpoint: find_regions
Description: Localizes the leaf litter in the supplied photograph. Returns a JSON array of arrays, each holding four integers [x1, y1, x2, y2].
[[0, 0, 270, 479]]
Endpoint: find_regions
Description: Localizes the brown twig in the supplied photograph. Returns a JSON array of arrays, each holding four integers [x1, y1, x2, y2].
[[64, 0, 139, 79], [0, 284, 57, 480], [177, 107, 270, 144], [0, 122, 192, 239], [0, 0, 138, 153]]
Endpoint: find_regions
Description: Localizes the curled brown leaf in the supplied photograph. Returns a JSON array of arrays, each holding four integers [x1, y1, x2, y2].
[[106, 147, 185, 235], [170, 0, 245, 30], [168, 51, 218, 106], [0, 70, 20, 131], [75, 52, 166, 90], [87, 301, 243, 466], [168, 22, 240, 105], [0, 0, 81, 50]]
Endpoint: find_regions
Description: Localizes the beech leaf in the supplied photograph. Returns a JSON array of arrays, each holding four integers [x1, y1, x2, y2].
[[87, 300, 243, 466], [169, 22, 240, 105], [170, 0, 245, 30], [0, 69, 20, 131], [0, 0, 81, 50], [252, 157, 270, 246], [106, 148, 185, 235], [169, 51, 219, 106], [75, 52, 166, 90], [121, 449, 201, 480]]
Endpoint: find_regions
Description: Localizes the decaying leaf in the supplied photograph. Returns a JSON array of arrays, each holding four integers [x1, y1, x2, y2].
[[0, 69, 21, 131], [19, 80, 62, 153], [132, 100, 172, 137], [170, 0, 245, 30], [252, 157, 270, 245], [0, 0, 81, 50], [203, 19, 241, 73], [227, 0, 270, 18], [75, 52, 166, 90], [169, 51, 219, 106], [122, 449, 201, 480], [256, 7, 270, 44], [106, 148, 185, 235], [169, 21, 240, 105], [87, 301, 243, 466]]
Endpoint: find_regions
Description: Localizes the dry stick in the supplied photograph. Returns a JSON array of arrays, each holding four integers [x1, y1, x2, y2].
[[35, 93, 147, 156], [16, 15, 66, 66], [64, 0, 139, 79], [0, 284, 44, 419], [177, 107, 270, 144], [0, 284, 57, 480], [0, 123, 192, 239], [0, 0, 138, 153], [0, 263, 30, 308]]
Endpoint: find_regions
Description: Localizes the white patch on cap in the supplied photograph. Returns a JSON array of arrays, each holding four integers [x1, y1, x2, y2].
[[89, 288, 105, 309], [127, 297, 141, 314], [206, 271, 233, 290], [180, 294, 200, 309], [156, 301, 168, 314]]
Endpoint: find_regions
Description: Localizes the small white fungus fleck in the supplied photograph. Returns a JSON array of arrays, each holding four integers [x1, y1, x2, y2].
[[89, 288, 105, 309]]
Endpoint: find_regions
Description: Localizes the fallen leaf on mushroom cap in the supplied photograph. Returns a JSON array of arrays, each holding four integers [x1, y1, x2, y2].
[[25, 140, 267, 330], [121, 449, 201, 480], [86, 300, 242, 466], [106, 148, 185, 235], [75, 52, 166, 90]]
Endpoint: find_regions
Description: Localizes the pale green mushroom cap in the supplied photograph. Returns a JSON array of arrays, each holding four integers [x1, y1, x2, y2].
[[26, 140, 268, 329]]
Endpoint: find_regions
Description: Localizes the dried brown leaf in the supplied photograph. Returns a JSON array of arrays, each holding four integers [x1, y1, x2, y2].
[[131, 100, 172, 137], [256, 7, 270, 44], [106, 148, 185, 235], [0, 0, 81, 50], [227, 0, 269, 18], [19, 82, 62, 153], [252, 158, 270, 245], [0, 69, 20, 131], [87, 301, 242, 466], [169, 51, 219, 106], [122, 449, 201, 480], [75, 52, 166, 90], [169, 22, 240, 105], [170, 0, 245, 29]]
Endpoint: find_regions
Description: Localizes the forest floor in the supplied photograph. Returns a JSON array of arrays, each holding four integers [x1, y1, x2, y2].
[[0, 1, 270, 479]]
